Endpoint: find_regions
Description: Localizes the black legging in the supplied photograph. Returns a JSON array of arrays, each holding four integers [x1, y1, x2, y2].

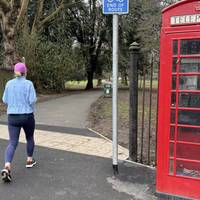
[[5, 113, 35, 163]]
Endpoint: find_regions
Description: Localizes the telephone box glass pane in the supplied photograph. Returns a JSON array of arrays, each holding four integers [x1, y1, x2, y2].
[[179, 76, 200, 90], [169, 159, 174, 175], [177, 144, 200, 161], [178, 110, 200, 126], [180, 58, 200, 73], [176, 160, 200, 178], [172, 75, 176, 90], [170, 126, 175, 140], [177, 127, 200, 143], [172, 58, 177, 72], [181, 39, 200, 55], [170, 142, 174, 157], [179, 93, 200, 108], [173, 40, 178, 55], [171, 109, 176, 124], [171, 92, 176, 107]]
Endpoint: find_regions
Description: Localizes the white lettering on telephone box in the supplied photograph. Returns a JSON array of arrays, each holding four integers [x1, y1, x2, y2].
[[171, 14, 200, 25]]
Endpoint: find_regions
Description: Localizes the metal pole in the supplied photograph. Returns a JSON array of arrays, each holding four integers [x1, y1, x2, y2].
[[112, 14, 119, 175], [129, 42, 140, 161], [140, 65, 146, 164], [147, 55, 154, 165]]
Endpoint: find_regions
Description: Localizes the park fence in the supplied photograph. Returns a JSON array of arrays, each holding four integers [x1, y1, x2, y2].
[[129, 43, 159, 167], [137, 65, 158, 166]]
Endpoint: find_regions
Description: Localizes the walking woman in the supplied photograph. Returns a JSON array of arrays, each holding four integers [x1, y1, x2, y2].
[[1, 62, 37, 183]]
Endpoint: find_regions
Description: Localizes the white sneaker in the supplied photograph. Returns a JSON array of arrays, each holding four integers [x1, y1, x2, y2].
[[1, 168, 12, 182], [26, 159, 37, 168]]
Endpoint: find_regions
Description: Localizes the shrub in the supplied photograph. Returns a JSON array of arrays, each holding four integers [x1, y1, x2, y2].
[[17, 33, 71, 93], [0, 70, 13, 99]]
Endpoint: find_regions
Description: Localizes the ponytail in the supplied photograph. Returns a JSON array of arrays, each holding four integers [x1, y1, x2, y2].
[[15, 72, 22, 77]]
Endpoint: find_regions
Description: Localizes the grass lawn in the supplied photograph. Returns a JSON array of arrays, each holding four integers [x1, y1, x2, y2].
[[65, 80, 99, 89]]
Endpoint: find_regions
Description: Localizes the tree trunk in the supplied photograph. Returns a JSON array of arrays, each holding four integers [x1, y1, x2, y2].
[[3, 31, 17, 69], [85, 54, 97, 90], [0, 14, 18, 69], [124, 73, 128, 86], [96, 64, 103, 86], [120, 70, 128, 86], [97, 78, 102, 86], [85, 70, 94, 90]]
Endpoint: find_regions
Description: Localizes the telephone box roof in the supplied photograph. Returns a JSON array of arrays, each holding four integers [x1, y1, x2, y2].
[[162, 0, 197, 13]]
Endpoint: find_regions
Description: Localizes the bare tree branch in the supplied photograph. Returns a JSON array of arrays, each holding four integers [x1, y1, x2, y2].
[[16, 0, 30, 30], [31, 0, 44, 33], [0, 0, 10, 13], [38, 0, 64, 31], [10, 0, 21, 14], [38, 1, 81, 32], [53, 0, 58, 9]]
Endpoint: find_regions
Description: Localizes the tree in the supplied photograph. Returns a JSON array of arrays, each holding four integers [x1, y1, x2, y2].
[[0, 0, 74, 69], [160, 0, 180, 7], [0, 27, 3, 64], [137, 0, 161, 66], [136, 0, 180, 71], [64, 0, 108, 89], [119, 0, 143, 83], [0, 0, 21, 68]]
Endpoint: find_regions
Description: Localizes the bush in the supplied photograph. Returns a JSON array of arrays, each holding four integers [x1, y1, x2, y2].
[[0, 70, 13, 99], [17, 33, 72, 93], [32, 41, 68, 92], [16, 31, 88, 93]]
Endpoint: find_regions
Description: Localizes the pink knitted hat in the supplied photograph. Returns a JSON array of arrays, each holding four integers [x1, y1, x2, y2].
[[14, 63, 27, 74]]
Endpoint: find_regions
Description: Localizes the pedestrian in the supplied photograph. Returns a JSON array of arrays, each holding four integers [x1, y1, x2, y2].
[[1, 62, 37, 183]]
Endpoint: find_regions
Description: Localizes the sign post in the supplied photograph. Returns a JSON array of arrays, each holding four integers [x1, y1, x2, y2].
[[103, 0, 129, 175], [112, 14, 119, 174]]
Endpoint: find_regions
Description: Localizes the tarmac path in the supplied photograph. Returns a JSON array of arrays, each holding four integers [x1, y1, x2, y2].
[[0, 90, 102, 128], [34, 90, 102, 128]]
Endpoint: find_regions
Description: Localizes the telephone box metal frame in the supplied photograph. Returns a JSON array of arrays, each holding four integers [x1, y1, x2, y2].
[[157, 0, 200, 199]]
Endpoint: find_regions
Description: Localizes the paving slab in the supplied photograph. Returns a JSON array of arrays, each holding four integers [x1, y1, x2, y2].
[[0, 125, 128, 160]]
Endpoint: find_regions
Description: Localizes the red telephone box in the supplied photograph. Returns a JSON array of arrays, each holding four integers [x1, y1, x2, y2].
[[157, 0, 200, 199]]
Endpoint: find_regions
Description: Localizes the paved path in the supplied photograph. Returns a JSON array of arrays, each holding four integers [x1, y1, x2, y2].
[[0, 125, 128, 160], [0, 91, 102, 128]]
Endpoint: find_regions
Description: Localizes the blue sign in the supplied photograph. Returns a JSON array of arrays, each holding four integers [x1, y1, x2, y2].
[[103, 0, 129, 15]]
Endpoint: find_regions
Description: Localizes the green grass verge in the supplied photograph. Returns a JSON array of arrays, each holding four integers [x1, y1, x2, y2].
[[65, 80, 98, 89]]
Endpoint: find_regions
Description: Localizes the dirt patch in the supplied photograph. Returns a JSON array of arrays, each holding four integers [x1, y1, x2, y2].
[[88, 90, 129, 146], [88, 89, 158, 166], [89, 90, 129, 147]]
